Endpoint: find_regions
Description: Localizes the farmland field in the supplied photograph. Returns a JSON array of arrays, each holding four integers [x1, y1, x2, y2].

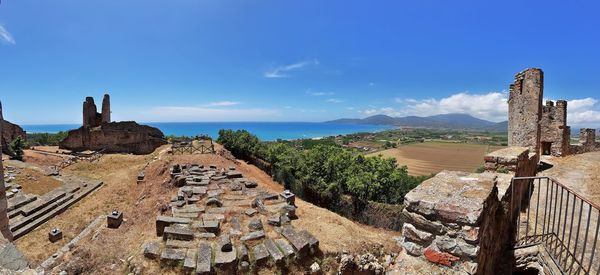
[[368, 142, 505, 176]]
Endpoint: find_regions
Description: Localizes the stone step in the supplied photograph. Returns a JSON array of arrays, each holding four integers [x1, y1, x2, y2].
[[20, 190, 66, 216], [163, 225, 194, 241], [160, 248, 186, 266], [7, 194, 37, 212], [281, 226, 309, 254], [165, 239, 195, 249], [275, 239, 295, 258], [252, 243, 269, 264], [264, 239, 284, 264], [10, 193, 74, 232], [156, 216, 191, 236], [11, 181, 103, 240]]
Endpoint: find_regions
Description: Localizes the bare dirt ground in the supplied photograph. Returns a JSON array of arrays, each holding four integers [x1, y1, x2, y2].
[[369, 142, 504, 176], [12, 145, 400, 274], [14, 168, 62, 195]]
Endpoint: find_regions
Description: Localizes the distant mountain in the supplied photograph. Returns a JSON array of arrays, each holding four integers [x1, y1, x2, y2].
[[327, 113, 508, 132]]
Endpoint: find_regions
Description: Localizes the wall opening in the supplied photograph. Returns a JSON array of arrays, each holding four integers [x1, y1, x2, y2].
[[541, 142, 552, 155]]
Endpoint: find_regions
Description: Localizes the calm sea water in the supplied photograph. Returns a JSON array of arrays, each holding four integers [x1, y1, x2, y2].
[[22, 122, 392, 141]]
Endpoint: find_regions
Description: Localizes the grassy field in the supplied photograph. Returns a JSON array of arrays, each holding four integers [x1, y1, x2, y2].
[[369, 141, 505, 176]]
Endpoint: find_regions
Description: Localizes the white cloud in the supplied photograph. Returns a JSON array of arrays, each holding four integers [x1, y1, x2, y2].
[[306, 89, 334, 96], [264, 59, 319, 78], [203, 101, 240, 107], [0, 24, 15, 45], [325, 98, 343, 103], [139, 106, 280, 122], [360, 91, 600, 127]]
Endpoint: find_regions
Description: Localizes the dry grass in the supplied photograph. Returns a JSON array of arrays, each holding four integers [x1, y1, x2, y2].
[[369, 142, 505, 176], [15, 168, 62, 195], [14, 144, 400, 274]]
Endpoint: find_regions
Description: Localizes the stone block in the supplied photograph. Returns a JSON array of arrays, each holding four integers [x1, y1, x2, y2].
[[183, 248, 196, 271], [197, 219, 220, 234], [401, 209, 445, 234], [281, 226, 309, 254], [267, 215, 281, 227], [264, 239, 284, 264], [163, 225, 194, 241], [252, 243, 269, 264], [280, 190, 295, 206], [160, 248, 186, 266], [423, 248, 460, 267], [275, 239, 295, 258], [107, 210, 123, 229], [402, 223, 434, 244], [244, 208, 257, 217], [143, 241, 161, 259], [155, 216, 191, 236], [240, 230, 265, 241], [206, 197, 222, 207], [244, 181, 258, 188], [219, 234, 233, 252], [196, 242, 212, 274], [248, 218, 263, 231], [166, 239, 195, 249], [237, 244, 249, 262], [214, 247, 237, 269], [48, 228, 63, 243]]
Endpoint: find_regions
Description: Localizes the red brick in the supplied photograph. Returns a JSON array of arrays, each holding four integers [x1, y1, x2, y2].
[[424, 248, 460, 267]]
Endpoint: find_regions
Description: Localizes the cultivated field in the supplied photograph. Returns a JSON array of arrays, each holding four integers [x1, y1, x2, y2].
[[369, 142, 505, 176]]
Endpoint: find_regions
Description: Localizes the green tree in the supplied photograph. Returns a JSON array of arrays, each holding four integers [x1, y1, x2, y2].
[[9, 136, 25, 161]]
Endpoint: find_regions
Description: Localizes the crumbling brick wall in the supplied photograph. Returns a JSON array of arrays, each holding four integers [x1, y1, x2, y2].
[[508, 68, 543, 161], [570, 128, 600, 154]]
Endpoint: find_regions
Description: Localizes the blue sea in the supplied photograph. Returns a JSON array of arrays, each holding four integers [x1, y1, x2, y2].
[[21, 122, 393, 141]]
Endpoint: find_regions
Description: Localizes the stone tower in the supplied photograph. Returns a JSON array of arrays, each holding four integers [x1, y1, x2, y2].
[[101, 94, 111, 124], [82, 97, 99, 127], [508, 68, 544, 157], [540, 100, 570, 156], [0, 101, 14, 241]]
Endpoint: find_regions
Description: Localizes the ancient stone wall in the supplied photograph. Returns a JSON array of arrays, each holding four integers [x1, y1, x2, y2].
[[508, 68, 543, 160], [101, 94, 110, 124], [1, 120, 26, 156], [540, 100, 570, 156], [0, 101, 14, 241], [570, 128, 600, 154], [400, 147, 537, 274]]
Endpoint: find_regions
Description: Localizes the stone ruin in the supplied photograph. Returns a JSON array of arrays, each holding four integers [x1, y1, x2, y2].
[[509, 68, 599, 157], [0, 101, 13, 242], [0, 113, 26, 156], [59, 94, 167, 154], [143, 164, 319, 273]]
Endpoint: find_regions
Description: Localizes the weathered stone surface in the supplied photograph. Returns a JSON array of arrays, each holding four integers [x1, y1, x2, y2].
[[196, 220, 220, 233], [106, 210, 123, 229], [218, 234, 232, 252], [244, 208, 257, 217], [264, 239, 284, 264], [244, 181, 258, 188], [402, 223, 434, 244], [156, 216, 191, 236], [166, 239, 195, 249], [160, 248, 186, 266], [252, 243, 269, 264], [163, 225, 194, 241], [196, 242, 212, 274], [403, 171, 512, 225], [1, 118, 26, 156], [143, 241, 161, 259], [60, 95, 167, 154], [248, 218, 263, 231], [299, 230, 319, 251], [275, 239, 294, 257], [423, 248, 460, 267], [401, 240, 423, 256], [508, 68, 543, 156], [281, 226, 309, 254], [267, 215, 281, 226], [401, 209, 444, 235], [0, 241, 29, 271], [0, 104, 14, 241], [214, 247, 237, 268], [230, 216, 242, 235], [240, 230, 265, 241], [206, 197, 222, 207], [183, 248, 196, 271]]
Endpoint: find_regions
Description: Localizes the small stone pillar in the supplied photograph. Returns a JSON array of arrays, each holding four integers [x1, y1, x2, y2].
[[137, 171, 145, 183], [0, 101, 14, 241], [49, 228, 63, 243], [107, 209, 123, 228], [579, 128, 596, 145], [280, 190, 296, 206], [101, 94, 111, 124]]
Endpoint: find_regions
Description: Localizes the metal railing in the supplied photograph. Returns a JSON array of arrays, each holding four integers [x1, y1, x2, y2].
[[512, 176, 600, 275]]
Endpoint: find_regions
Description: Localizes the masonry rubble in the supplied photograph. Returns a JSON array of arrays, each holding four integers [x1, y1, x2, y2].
[[60, 94, 167, 154]]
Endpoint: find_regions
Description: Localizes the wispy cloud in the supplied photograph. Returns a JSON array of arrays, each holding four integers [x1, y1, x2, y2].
[[203, 101, 240, 107], [306, 89, 334, 96], [264, 59, 319, 78], [325, 98, 343, 103], [0, 24, 15, 45]]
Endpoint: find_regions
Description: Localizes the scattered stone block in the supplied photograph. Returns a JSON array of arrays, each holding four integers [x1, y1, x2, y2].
[[401, 241, 424, 256], [206, 197, 222, 207], [137, 171, 145, 183], [202, 213, 225, 221], [230, 182, 242, 191], [196, 242, 212, 274], [166, 239, 195, 249], [156, 216, 191, 236], [183, 248, 197, 271], [248, 218, 263, 231], [267, 215, 281, 227], [196, 232, 217, 239], [163, 225, 194, 241], [244, 181, 258, 188], [275, 239, 295, 258], [299, 230, 319, 251], [226, 171, 243, 179], [207, 207, 228, 214], [244, 208, 257, 217], [198, 219, 220, 233], [280, 190, 295, 206], [282, 226, 309, 254], [160, 248, 186, 266], [219, 234, 233, 252], [107, 210, 123, 229], [240, 230, 266, 241], [230, 216, 242, 235], [214, 247, 237, 269], [423, 248, 460, 267], [48, 228, 63, 243], [264, 239, 284, 264], [281, 204, 298, 219], [253, 243, 270, 264], [192, 186, 207, 195], [143, 241, 161, 259]]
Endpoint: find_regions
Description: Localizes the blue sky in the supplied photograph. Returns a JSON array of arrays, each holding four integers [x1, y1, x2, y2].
[[1, 1, 600, 126]]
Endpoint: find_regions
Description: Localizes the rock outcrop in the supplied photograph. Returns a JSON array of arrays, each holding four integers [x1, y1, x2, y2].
[[60, 94, 167, 154]]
